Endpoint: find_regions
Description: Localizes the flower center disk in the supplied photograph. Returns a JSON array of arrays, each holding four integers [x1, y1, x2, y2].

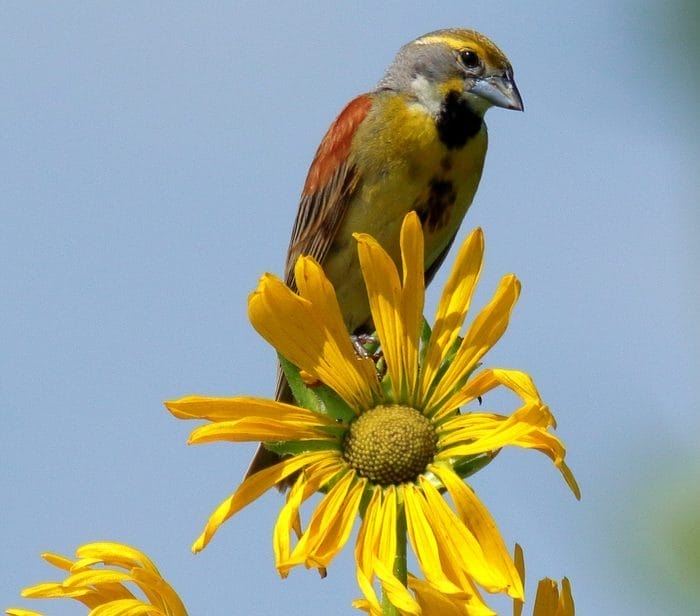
[[343, 404, 438, 485]]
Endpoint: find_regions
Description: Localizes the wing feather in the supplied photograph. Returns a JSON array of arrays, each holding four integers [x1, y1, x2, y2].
[[284, 94, 373, 288], [245, 94, 373, 482]]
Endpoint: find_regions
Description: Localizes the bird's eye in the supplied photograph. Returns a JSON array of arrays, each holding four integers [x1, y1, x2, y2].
[[458, 49, 481, 69]]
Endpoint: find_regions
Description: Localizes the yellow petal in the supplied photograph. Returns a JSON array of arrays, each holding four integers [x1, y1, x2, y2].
[[513, 544, 525, 616], [6, 610, 44, 616], [354, 486, 402, 611], [457, 368, 542, 409], [355, 487, 384, 586], [419, 228, 484, 406], [409, 575, 496, 616], [532, 579, 562, 616], [418, 478, 517, 596], [20, 583, 84, 599], [354, 567, 383, 616], [437, 403, 549, 458], [398, 212, 425, 399], [193, 450, 333, 552], [164, 396, 333, 426], [248, 268, 378, 410], [293, 256, 355, 348], [374, 559, 421, 615], [282, 471, 365, 570], [40, 552, 73, 571], [438, 412, 506, 445], [274, 474, 308, 575], [294, 257, 380, 406], [375, 486, 398, 574], [307, 472, 365, 566], [274, 457, 345, 576], [429, 466, 523, 599], [129, 567, 188, 616], [427, 275, 521, 418], [559, 578, 575, 616], [356, 232, 410, 402], [188, 417, 335, 444], [75, 542, 159, 575], [352, 213, 424, 402], [89, 600, 157, 616], [438, 404, 580, 499], [356, 558, 421, 616], [62, 570, 132, 589], [506, 425, 579, 496], [557, 462, 581, 500], [403, 485, 464, 596]]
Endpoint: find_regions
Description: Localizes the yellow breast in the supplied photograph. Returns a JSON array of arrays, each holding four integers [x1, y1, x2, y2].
[[323, 91, 488, 332]]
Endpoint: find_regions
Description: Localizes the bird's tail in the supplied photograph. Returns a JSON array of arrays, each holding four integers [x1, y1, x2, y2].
[[243, 372, 295, 491]]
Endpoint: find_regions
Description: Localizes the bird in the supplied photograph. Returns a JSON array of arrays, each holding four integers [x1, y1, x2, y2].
[[246, 28, 523, 480]]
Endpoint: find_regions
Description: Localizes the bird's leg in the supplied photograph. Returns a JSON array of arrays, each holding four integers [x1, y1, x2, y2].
[[351, 333, 380, 359], [351, 333, 386, 380]]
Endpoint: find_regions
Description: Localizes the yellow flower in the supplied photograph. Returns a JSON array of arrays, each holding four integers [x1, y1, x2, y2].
[[6, 542, 188, 616], [165, 212, 579, 614]]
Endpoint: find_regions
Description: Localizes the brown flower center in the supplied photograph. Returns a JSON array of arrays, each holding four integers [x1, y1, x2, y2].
[[343, 404, 437, 485]]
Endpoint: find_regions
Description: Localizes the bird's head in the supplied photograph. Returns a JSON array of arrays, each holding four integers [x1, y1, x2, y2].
[[378, 28, 523, 116]]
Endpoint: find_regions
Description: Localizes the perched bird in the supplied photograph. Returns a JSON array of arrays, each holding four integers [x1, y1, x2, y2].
[[247, 28, 523, 479]]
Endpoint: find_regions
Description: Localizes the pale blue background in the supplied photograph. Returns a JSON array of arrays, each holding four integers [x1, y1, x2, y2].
[[3, 2, 698, 615]]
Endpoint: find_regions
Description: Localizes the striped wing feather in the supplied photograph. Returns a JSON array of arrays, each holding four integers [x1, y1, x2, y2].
[[284, 94, 373, 288]]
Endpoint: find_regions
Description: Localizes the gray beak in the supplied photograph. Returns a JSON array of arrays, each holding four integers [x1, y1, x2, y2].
[[469, 70, 523, 111]]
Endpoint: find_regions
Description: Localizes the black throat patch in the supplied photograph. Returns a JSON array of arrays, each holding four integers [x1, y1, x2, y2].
[[436, 90, 483, 149]]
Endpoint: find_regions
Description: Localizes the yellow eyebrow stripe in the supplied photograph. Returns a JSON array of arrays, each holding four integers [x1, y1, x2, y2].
[[414, 34, 474, 49], [412, 30, 510, 69]]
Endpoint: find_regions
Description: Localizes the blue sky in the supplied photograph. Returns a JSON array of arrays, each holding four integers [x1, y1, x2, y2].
[[3, 3, 698, 615]]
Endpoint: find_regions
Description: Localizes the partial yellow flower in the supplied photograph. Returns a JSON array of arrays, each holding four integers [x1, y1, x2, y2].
[[513, 544, 575, 616], [392, 545, 575, 616], [529, 579, 574, 616], [6, 542, 188, 616], [165, 212, 579, 614]]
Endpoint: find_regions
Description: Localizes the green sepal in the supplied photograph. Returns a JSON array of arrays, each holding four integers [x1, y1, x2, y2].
[[313, 383, 356, 423], [381, 373, 394, 399], [278, 353, 323, 413], [436, 335, 463, 378], [357, 484, 375, 519], [452, 450, 499, 479], [278, 352, 358, 424], [418, 318, 432, 366], [264, 439, 341, 457]]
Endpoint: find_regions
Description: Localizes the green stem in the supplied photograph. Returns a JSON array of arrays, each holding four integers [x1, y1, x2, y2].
[[381, 502, 408, 615]]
